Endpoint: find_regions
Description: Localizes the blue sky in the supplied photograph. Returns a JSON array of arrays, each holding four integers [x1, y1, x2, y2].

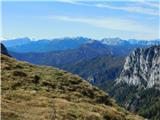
[[1, 0, 160, 40]]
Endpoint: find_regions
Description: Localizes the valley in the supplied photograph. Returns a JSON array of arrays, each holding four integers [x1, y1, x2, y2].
[[1, 37, 160, 120]]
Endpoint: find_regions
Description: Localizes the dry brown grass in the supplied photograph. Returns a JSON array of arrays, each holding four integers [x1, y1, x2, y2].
[[1, 55, 144, 120]]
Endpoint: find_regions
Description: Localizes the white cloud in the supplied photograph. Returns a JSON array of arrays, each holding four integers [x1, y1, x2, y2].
[[146, 2, 160, 8], [139, 1, 160, 8], [57, 0, 160, 16], [57, 0, 77, 4], [96, 3, 159, 16], [47, 15, 156, 34]]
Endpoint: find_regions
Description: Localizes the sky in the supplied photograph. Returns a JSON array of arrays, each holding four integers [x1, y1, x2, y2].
[[1, 0, 160, 40]]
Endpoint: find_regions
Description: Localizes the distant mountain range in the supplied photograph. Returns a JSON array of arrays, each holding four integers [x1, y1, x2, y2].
[[102, 38, 160, 46], [2, 37, 91, 53], [1, 37, 160, 53], [1, 37, 31, 47], [9, 40, 141, 67]]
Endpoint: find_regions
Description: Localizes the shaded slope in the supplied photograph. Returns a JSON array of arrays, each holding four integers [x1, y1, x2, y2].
[[61, 55, 125, 89], [1, 54, 144, 120], [10, 41, 136, 67], [1, 43, 11, 57]]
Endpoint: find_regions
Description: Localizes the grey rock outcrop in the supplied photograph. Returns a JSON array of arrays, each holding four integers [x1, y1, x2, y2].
[[116, 46, 160, 90]]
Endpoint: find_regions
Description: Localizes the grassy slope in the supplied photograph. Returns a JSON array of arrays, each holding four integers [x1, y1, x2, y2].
[[1, 54, 144, 120]]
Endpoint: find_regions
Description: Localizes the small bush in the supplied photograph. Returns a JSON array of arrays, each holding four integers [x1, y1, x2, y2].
[[13, 71, 27, 77], [32, 75, 40, 84]]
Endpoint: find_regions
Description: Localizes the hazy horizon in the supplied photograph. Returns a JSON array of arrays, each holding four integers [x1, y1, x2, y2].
[[1, 36, 160, 41]]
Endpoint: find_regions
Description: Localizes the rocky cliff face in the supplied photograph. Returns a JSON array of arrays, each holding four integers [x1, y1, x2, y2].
[[116, 45, 160, 89]]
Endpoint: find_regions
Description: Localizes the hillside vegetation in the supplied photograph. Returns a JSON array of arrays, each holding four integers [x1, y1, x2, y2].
[[107, 83, 160, 120], [1, 54, 144, 120], [61, 55, 125, 89]]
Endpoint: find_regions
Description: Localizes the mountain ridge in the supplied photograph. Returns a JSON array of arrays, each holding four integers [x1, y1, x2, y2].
[[107, 45, 160, 120], [116, 45, 160, 90], [2, 37, 160, 53], [2, 37, 92, 53]]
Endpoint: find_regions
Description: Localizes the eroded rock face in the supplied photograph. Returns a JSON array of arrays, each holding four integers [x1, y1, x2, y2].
[[116, 46, 160, 89]]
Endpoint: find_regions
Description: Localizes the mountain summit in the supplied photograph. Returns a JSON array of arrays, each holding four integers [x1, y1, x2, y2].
[[108, 45, 160, 120], [116, 45, 160, 90]]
